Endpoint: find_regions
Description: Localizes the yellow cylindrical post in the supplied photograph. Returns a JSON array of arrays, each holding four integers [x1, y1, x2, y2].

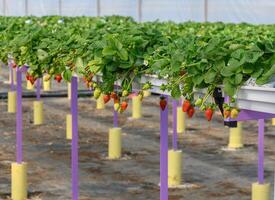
[[33, 101, 43, 125], [11, 162, 27, 200], [177, 107, 185, 134], [252, 182, 270, 200], [8, 91, 16, 113], [108, 127, 122, 159], [26, 80, 34, 90], [132, 96, 142, 119], [43, 79, 51, 91], [68, 82, 71, 100], [66, 114, 72, 140], [168, 150, 182, 187], [143, 90, 151, 97], [272, 118, 275, 126], [96, 93, 105, 110], [228, 122, 243, 149]]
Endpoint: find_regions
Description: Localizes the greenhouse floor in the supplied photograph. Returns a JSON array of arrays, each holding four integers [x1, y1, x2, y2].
[[1, 81, 275, 200]]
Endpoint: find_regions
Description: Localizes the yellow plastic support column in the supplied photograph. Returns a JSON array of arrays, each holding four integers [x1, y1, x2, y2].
[[228, 122, 243, 149], [33, 101, 43, 125], [132, 96, 142, 119], [11, 162, 27, 200], [108, 127, 122, 159], [96, 94, 105, 110], [26, 80, 34, 90], [177, 107, 185, 134], [68, 82, 71, 100], [168, 150, 182, 187], [252, 182, 270, 200], [66, 114, 72, 140], [43, 79, 51, 91], [8, 91, 16, 113], [272, 118, 275, 126], [143, 90, 151, 97]]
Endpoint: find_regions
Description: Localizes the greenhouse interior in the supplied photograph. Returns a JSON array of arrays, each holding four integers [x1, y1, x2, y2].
[[1, 0, 275, 200]]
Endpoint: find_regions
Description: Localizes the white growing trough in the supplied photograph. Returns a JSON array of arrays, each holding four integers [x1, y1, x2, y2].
[[95, 74, 275, 114], [140, 75, 275, 114]]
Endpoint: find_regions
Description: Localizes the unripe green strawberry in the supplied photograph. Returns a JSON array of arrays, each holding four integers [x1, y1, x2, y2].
[[230, 108, 240, 119], [94, 88, 101, 99], [142, 83, 151, 90], [122, 90, 128, 97], [114, 103, 120, 111], [195, 98, 203, 106], [92, 82, 97, 88]]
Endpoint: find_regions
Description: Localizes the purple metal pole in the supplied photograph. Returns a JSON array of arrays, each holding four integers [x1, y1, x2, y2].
[[160, 96, 168, 200], [172, 99, 178, 150], [36, 78, 41, 101], [224, 96, 230, 104], [113, 84, 118, 128], [179, 97, 182, 107], [10, 64, 15, 91], [16, 68, 23, 163], [71, 77, 79, 200], [258, 119, 264, 184], [113, 109, 118, 128]]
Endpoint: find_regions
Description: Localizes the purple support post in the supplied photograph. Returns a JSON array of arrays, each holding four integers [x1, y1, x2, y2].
[[16, 68, 23, 163], [113, 109, 118, 128], [113, 84, 118, 128], [160, 96, 168, 200], [179, 97, 182, 107], [258, 119, 264, 184], [10, 64, 15, 91], [71, 77, 79, 200], [36, 78, 41, 101], [172, 99, 178, 150]]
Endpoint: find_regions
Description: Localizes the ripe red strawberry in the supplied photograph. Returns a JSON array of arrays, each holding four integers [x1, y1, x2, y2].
[[113, 97, 119, 103], [159, 97, 167, 111], [103, 94, 111, 104], [223, 109, 231, 119], [111, 92, 117, 99], [187, 106, 195, 118], [121, 101, 128, 111], [205, 108, 214, 121], [182, 100, 191, 112], [11, 63, 17, 68], [25, 73, 30, 81], [55, 74, 62, 83], [29, 76, 36, 85]]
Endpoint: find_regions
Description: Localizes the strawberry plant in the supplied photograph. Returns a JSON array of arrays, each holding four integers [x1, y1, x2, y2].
[[0, 16, 274, 116]]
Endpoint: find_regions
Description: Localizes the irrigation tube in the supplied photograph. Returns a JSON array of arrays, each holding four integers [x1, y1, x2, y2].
[[0, 90, 92, 100]]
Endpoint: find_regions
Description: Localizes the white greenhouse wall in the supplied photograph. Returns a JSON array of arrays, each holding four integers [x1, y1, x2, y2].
[[61, 0, 97, 16], [100, 0, 138, 20], [208, 0, 275, 24], [142, 0, 204, 22], [0, 0, 275, 24]]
